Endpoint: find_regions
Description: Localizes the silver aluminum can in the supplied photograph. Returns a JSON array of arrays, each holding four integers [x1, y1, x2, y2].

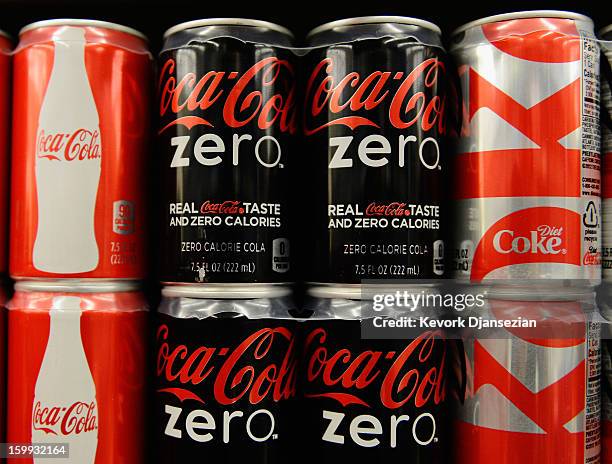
[[454, 290, 601, 464], [601, 26, 612, 281], [450, 11, 601, 287]]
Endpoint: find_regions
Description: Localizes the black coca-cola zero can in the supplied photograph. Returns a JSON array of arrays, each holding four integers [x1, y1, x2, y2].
[[302, 17, 450, 284], [154, 285, 298, 463], [296, 286, 449, 463], [158, 19, 296, 284]]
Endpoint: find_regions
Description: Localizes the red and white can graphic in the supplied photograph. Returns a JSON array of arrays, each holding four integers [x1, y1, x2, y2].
[[0, 32, 11, 276], [451, 11, 601, 284], [6, 281, 148, 464], [454, 296, 601, 464], [601, 26, 612, 281], [10, 19, 152, 279]]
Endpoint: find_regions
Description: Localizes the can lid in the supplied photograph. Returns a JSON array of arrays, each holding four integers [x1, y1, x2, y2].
[[19, 18, 147, 41], [600, 24, 612, 37], [452, 10, 593, 37], [15, 280, 142, 293], [307, 283, 439, 300], [307, 16, 441, 39], [163, 18, 293, 40], [162, 283, 293, 299]]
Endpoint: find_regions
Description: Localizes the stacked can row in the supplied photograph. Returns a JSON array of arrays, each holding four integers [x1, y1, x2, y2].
[[0, 14, 608, 286]]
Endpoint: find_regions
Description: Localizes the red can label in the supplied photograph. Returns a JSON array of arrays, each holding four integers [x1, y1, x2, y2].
[[10, 25, 152, 279], [6, 290, 148, 464], [0, 36, 11, 275]]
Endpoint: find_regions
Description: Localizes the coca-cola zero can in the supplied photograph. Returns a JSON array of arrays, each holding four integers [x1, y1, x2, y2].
[[601, 26, 612, 281], [10, 19, 152, 279], [158, 19, 296, 284], [297, 287, 449, 462], [154, 285, 298, 463], [301, 16, 450, 285], [6, 280, 149, 463]]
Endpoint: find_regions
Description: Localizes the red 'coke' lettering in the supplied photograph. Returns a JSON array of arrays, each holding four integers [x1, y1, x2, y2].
[[158, 57, 297, 134], [156, 324, 298, 405], [304, 57, 446, 135]]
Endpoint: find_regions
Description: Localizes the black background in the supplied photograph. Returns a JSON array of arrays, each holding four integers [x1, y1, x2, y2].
[[0, 0, 607, 50]]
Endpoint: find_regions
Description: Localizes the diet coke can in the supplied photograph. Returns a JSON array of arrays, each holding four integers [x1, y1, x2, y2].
[[0, 32, 11, 276], [154, 285, 298, 463], [10, 19, 152, 279], [297, 287, 449, 463], [158, 19, 296, 284], [302, 17, 450, 284], [453, 292, 601, 464], [6, 281, 148, 464], [601, 26, 612, 281], [450, 11, 601, 286]]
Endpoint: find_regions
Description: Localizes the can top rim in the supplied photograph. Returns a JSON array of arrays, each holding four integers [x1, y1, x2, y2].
[[307, 283, 439, 300], [600, 24, 612, 37], [452, 10, 593, 37], [307, 16, 441, 39], [19, 19, 147, 41], [163, 18, 293, 40], [14, 280, 143, 293], [162, 284, 293, 299]]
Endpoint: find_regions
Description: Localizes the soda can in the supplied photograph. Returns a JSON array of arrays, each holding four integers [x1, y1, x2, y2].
[[453, 292, 601, 464], [450, 11, 601, 285], [0, 32, 11, 276], [302, 17, 450, 284], [10, 19, 152, 279], [158, 19, 296, 284], [600, 282, 612, 464], [601, 26, 612, 281], [153, 285, 298, 463], [0, 281, 9, 444], [296, 286, 449, 463], [6, 280, 148, 464]]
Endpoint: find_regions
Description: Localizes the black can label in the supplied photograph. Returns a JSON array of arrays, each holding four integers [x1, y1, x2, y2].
[[296, 319, 449, 462], [301, 38, 450, 283], [154, 313, 298, 463], [158, 38, 297, 283]]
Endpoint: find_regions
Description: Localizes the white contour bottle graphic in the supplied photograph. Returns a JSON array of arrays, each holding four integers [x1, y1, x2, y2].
[[31, 296, 98, 463], [33, 26, 101, 273]]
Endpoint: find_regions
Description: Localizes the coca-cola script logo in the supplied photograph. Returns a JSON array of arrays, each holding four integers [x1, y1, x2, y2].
[[366, 202, 411, 217], [303, 329, 445, 409], [158, 57, 297, 134], [156, 324, 298, 405], [32, 401, 98, 435], [201, 200, 244, 215], [36, 129, 101, 161], [471, 206, 581, 281], [303, 57, 446, 136]]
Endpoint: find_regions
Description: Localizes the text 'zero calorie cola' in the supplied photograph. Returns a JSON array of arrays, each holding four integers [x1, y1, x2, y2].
[[451, 11, 601, 285], [10, 19, 152, 279], [602, 26, 612, 281], [154, 286, 298, 463], [453, 293, 601, 464], [6, 281, 148, 464], [0, 31, 10, 276], [158, 19, 296, 284], [302, 16, 451, 284]]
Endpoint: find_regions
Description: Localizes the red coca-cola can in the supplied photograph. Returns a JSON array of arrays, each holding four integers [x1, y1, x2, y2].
[[10, 19, 152, 279], [0, 281, 9, 444], [6, 280, 148, 463], [450, 11, 601, 286], [453, 293, 601, 464], [0, 31, 11, 278]]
